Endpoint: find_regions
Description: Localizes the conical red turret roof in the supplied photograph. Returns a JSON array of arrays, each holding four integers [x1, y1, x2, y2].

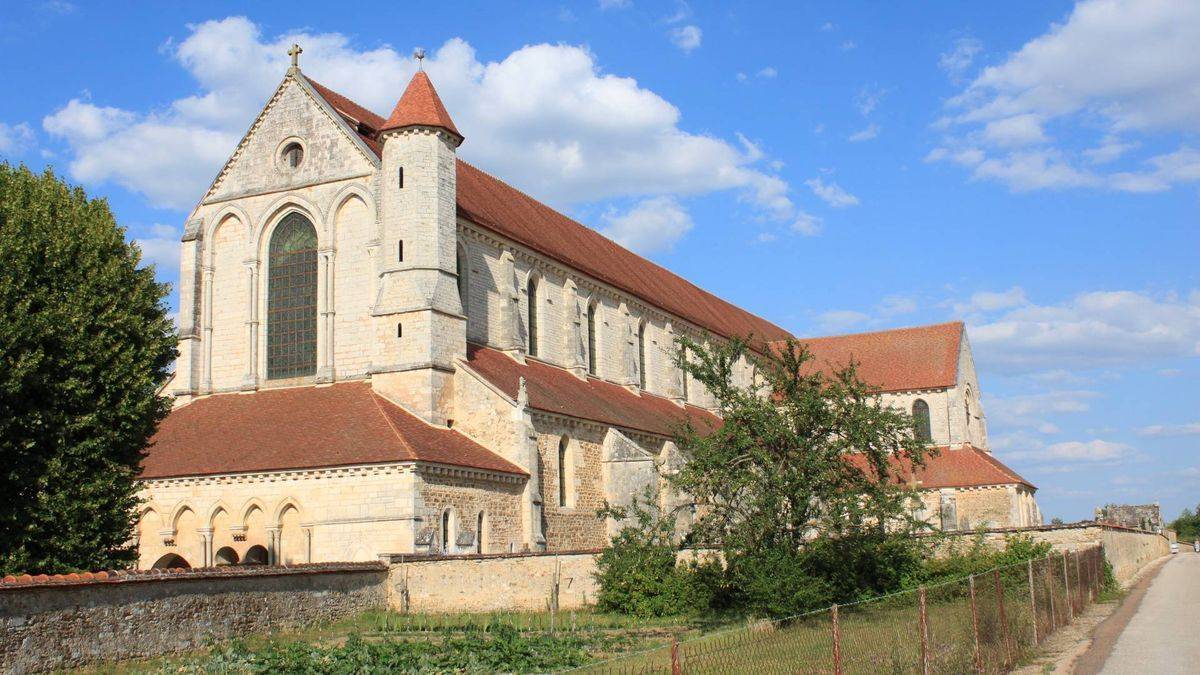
[[380, 71, 462, 139]]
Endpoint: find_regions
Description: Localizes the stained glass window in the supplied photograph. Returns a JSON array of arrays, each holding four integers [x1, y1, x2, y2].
[[913, 399, 932, 443], [267, 213, 318, 380]]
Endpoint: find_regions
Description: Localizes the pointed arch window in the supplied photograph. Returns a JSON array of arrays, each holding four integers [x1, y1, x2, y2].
[[558, 435, 573, 508], [526, 274, 539, 357], [586, 301, 598, 376], [267, 213, 318, 380], [912, 398, 932, 443], [637, 321, 647, 389], [456, 244, 469, 317]]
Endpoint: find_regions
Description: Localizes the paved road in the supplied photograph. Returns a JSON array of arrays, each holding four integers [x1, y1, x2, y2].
[[1098, 551, 1200, 674]]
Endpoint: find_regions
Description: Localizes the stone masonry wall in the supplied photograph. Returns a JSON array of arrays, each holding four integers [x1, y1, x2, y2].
[[385, 550, 600, 613], [0, 563, 386, 674]]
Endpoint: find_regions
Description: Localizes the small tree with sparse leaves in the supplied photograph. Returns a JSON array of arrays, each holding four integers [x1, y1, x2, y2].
[[0, 164, 176, 574]]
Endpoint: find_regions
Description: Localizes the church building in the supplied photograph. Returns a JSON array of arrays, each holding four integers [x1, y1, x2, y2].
[[135, 52, 1037, 569]]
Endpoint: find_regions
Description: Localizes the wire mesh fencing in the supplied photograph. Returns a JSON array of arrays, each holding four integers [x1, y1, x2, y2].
[[574, 545, 1106, 674]]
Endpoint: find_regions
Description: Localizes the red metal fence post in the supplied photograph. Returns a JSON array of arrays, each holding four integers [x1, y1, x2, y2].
[[831, 603, 842, 675], [919, 586, 930, 675], [969, 575, 983, 673], [1062, 551, 1074, 622], [1027, 558, 1039, 646], [671, 636, 682, 675], [993, 569, 1011, 667]]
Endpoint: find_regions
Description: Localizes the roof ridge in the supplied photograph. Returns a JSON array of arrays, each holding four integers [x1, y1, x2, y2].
[[791, 321, 964, 343], [368, 390, 420, 461]]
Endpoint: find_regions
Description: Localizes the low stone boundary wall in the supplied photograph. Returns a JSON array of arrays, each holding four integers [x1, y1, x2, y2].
[[383, 549, 602, 613], [939, 521, 1170, 586], [0, 562, 387, 673]]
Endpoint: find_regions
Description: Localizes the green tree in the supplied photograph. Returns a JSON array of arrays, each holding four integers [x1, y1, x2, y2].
[[1169, 506, 1200, 542], [669, 336, 932, 614], [0, 165, 176, 574]]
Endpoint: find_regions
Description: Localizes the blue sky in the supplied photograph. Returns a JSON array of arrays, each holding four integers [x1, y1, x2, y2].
[[1, 0, 1196, 523]]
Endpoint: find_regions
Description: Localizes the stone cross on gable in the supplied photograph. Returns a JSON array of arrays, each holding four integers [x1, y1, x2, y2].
[[288, 44, 303, 69]]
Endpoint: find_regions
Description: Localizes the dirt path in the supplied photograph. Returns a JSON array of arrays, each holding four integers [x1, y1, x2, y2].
[[1073, 552, 1194, 674]]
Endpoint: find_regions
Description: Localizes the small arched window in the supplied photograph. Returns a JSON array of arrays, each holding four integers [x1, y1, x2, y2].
[[637, 321, 647, 390], [456, 244, 469, 317], [681, 364, 689, 402], [281, 142, 304, 169], [558, 435, 572, 508], [586, 301, 598, 376], [267, 213, 318, 380], [476, 511, 486, 554], [526, 274, 539, 357], [964, 386, 972, 428], [441, 509, 454, 553], [912, 399, 932, 443]]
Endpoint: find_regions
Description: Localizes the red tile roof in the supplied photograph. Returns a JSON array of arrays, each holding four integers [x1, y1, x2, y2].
[[305, 76, 792, 347], [775, 322, 964, 393], [464, 344, 719, 437], [848, 444, 1035, 490], [380, 71, 462, 138], [142, 382, 526, 479]]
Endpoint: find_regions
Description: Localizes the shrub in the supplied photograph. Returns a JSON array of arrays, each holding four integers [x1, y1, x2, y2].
[[914, 532, 1052, 587], [593, 490, 715, 617]]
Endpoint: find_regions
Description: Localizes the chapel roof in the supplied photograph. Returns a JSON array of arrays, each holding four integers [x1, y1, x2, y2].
[[380, 71, 462, 138], [848, 444, 1035, 490], [305, 76, 793, 348], [774, 321, 964, 393], [141, 382, 526, 479], [463, 344, 720, 438]]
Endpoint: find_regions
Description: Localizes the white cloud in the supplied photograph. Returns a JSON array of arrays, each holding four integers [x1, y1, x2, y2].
[[791, 211, 822, 236], [1006, 438, 1131, 463], [877, 295, 917, 317], [841, 40, 856, 52], [600, 196, 693, 254], [1137, 423, 1200, 437], [981, 114, 1047, 147], [0, 122, 35, 155], [42, 18, 806, 234], [855, 84, 887, 117], [953, 286, 1028, 314], [133, 223, 181, 272], [986, 390, 1098, 429], [933, 0, 1200, 193], [820, 22, 835, 32], [968, 289, 1200, 372], [599, 0, 630, 8], [756, 67, 777, 79], [669, 25, 703, 52], [816, 310, 870, 333], [848, 123, 880, 142], [805, 177, 860, 207], [938, 37, 982, 82]]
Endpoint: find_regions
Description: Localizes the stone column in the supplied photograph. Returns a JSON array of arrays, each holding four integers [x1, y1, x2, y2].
[[198, 527, 214, 567], [242, 260, 259, 390], [201, 265, 214, 393], [267, 527, 281, 565], [317, 247, 336, 383]]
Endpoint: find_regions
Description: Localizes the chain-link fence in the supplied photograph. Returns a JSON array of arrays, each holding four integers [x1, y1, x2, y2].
[[574, 545, 1106, 674]]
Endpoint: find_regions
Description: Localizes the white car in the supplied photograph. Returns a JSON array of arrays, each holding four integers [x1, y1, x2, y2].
[[1170, 542, 1179, 554]]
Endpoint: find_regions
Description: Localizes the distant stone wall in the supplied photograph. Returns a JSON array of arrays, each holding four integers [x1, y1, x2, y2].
[[937, 521, 1170, 586], [0, 563, 386, 674], [385, 549, 601, 613]]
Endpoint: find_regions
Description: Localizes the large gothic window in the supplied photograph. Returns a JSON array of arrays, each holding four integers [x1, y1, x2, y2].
[[912, 398, 932, 443], [267, 213, 318, 380], [526, 274, 539, 357], [637, 321, 647, 389], [586, 301, 598, 376]]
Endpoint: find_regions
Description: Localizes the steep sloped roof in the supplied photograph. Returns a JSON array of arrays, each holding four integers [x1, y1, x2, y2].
[[775, 322, 964, 392], [847, 444, 1035, 490], [142, 382, 526, 479], [305, 77, 792, 347], [380, 71, 462, 138], [463, 345, 719, 437]]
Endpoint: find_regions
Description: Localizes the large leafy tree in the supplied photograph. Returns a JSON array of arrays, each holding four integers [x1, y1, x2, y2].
[[670, 336, 933, 612], [0, 165, 176, 574]]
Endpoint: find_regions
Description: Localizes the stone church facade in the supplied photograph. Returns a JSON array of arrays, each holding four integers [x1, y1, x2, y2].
[[135, 59, 1038, 569]]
